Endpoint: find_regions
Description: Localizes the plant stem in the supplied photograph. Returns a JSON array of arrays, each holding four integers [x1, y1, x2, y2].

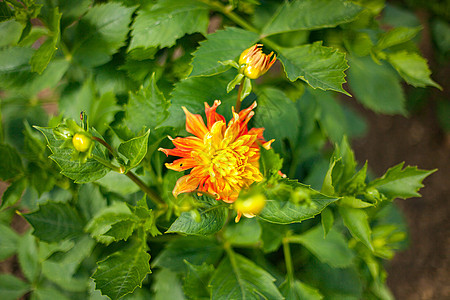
[[235, 78, 244, 112], [92, 155, 121, 172], [92, 136, 116, 157], [282, 238, 295, 282]]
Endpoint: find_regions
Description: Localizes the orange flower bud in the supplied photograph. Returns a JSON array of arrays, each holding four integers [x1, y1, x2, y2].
[[72, 133, 92, 152], [234, 194, 266, 222], [239, 44, 276, 79]]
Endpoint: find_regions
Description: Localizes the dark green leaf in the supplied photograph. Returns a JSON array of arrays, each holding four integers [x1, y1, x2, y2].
[[118, 129, 150, 169], [125, 74, 170, 133], [259, 179, 339, 224], [387, 51, 441, 89], [152, 268, 185, 300], [104, 219, 136, 242], [0, 178, 27, 210], [0, 223, 20, 260], [224, 218, 261, 246], [259, 221, 286, 253], [368, 162, 436, 200], [35, 126, 110, 183], [290, 225, 355, 268], [153, 236, 223, 273], [166, 195, 228, 236], [18, 231, 39, 282], [93, 234, 151, 300], [279, 42, 350, 95], [183, 261, 214, 300], [0, 144, 24, 181], [190, 27, 259, 77], [210, 252, 283, 299], [0, 274, 30, 300], [348, 55, 406, 114], [262, 0, 363, 36], [23, 202, 85, 242], [280, 279, 323, 300], [77, 183, 107, 221], [376, 26, 421, 50], [129, 0, 209, 50], [339, 206, 373, 251], [72, 3, 135, 67], [259, 147, 283, 178]]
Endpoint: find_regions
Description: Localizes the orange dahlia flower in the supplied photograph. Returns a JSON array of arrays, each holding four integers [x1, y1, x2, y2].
[[159, 100, 273, 203]]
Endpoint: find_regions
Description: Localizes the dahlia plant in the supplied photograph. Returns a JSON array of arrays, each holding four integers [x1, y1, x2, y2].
[[0, 0, 439, 299]]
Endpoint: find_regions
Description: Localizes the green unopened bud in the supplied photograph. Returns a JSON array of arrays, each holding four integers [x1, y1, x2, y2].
[[72, 133, 92, 152]]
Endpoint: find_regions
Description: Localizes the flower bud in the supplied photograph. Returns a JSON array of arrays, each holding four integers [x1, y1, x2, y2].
[[72, 133, 92, 152], [234, 194, 266, 222], [239, 44, 276, 79]]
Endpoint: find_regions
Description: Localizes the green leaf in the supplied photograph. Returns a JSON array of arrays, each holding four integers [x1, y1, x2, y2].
[[259, 179, 339, 224], [152, 268, 185, 300], [279, 42, 350, 95], [125, 74, 170, 133], [162, 70, 237, 129], [166, 195, 228, 236], [262, 0, 363, 36], [153, 237, 223, 273], [72, 2, 135, 67], [30, 7, 61, 74], [35, 126, 110, 183], [129, 0, 209, 50], [339, 206, 373, 251], [85, 201, 135, 245], [254, 87, 300, 152], [376, 26, 421, 50], [118, 129, 150, 169], [0, 20, 23, 47], [368, 162, 436, 200], [31, 286, 70, 300], [0, 144, 24, 181], [347, 55, 406, 114], [0, 274, 30, 300], [224, 218, 261, 246], [77, 183, 107, 221], [23, 202, 85, 242], [0, 223, 20, 260], [280, 279, 323, 300], [210, 252, 283, 299], [92, 233, 151, 300], [259, 147, 283, 178], [190, 27, 259, 77], [96, 171, 140, 195], [387, 51, 441, 89], [104, 219, 136, 242], [0, 177, 27, 211], [18, 231, 39, 282], [259, 221, 286, 253], [183, 261, 214, 300], [321, 207, 334, 237], [290, 225, 355, 268]]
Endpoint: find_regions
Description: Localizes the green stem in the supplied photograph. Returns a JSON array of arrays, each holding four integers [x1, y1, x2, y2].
[[92, 136, 117, 157], [283, 238, 295, 282], [235, 78, 244, 112], [92, 155, 121, 172]]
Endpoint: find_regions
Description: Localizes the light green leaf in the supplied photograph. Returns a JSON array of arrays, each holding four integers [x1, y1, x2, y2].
[[153, 237, 223, 273], [210, 252, 283, 300], [321, 207, 334, 237], [387, 51, 441, 89], [166, 195, 228, 236], [280, 279, 323, 300], [347, 55, 406, 114], [152, 268, 185, 300], [0, 144, 24, 181], [339, 206, 373, 251], [0, 177, 27, 210], [0, 47, 34, 91], [118, 129, 150, 169], [77, 183, 107, 221], [23, 202, 85, 242], [254, 87, 300, 152], [93, 234, 151, 300], [279, 42, 350, 95], [259, 179, 339, 224], [30, 7, 61, 74], [368, 162, 436, 200], [183, 261, 214, 300], [376, 26, 421, 50], [125, 74, 170, 133], [0, 20, 23, 47], [129, 0, 209, 50], [35, 126, 110, 183], [262, 0, 363, 36], [0, 223, 20, 260], [162, 71, 237, 129], [0, 274, 30, 300], [31, 286, 70, 300], [224, 218, 261, 246], [18, 231, 39, 282], [72, 2, 135, 67], [190, 27, 259, 77], [290, 225, 355, 268], [96, 171, 140, 195], [104, 219, 136, 242]]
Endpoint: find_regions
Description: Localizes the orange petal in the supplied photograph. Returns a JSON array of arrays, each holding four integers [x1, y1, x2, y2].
[[165, 157, 197, 171], [172, 136, 203, 150], [205, 100, 225, 129], [172, 175, 201, 197], [158, 147, 190, 158], [235, 211, 242, 222], [183, 106, 208, 139], [262, 139, 274, 150]]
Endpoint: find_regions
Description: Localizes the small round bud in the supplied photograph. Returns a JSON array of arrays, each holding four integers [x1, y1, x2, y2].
[[72, 133, 92, 152], [235, 194, 266, 220]]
